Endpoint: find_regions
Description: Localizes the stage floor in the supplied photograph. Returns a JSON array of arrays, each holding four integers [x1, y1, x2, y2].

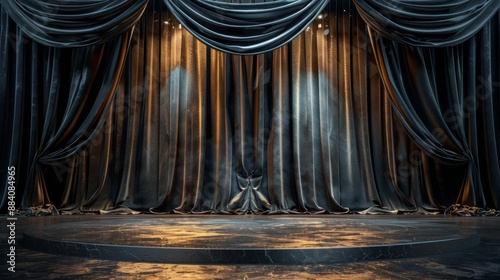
[[22, 215, 479, 264], [2, 214, 500, 279]]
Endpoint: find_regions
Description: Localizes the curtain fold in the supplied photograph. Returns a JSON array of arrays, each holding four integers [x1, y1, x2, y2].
[[353, 0, 500, 47], [0, 4, 134, 210], [366, 11, 500, 207], [0, 0, 148, 47], [163, 0, 330, 55]]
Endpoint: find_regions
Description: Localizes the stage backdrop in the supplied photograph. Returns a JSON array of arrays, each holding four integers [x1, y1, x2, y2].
[[1, 0, 499, 214]]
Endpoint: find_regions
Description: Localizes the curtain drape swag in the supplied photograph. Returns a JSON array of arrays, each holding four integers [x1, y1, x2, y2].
[[164, 0, 330, 55], [0, 0, 148, 47]]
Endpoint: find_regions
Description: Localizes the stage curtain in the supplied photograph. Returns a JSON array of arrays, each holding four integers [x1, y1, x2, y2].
[[2, 0, 498, 214], [352, 0, 500, 47], [163, 0, 330, 54], [50, 0, 448, 214], [353, 1, 500, 208], [0, 5, 135, 210], [0, 0, 148, 47]]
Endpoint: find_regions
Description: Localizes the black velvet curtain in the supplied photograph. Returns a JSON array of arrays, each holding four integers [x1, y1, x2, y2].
[[353, 0, 500, 208], [0, 2, 145, 210], [1, 0, 148, 47], [353, 0, 500, 47], [164, 0, 330, 54], [1, 0, 499, 214], [31, 0, 437, 214]]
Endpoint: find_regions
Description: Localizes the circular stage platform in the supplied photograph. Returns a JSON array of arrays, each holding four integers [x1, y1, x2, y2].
[[23, 216, 480, 264]]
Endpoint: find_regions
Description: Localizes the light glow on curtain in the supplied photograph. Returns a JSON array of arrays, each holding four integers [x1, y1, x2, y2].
[[52, 0, 443, 214]]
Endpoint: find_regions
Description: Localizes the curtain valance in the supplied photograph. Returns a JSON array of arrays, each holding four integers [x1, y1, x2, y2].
[[353, 0, 500, 47], [0, 0, 148, 47], [163, 0, 330, 55]]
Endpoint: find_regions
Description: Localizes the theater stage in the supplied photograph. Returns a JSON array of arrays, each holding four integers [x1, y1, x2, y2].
[[22, 215, 479, 264], [2, 214, 500, 279]]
